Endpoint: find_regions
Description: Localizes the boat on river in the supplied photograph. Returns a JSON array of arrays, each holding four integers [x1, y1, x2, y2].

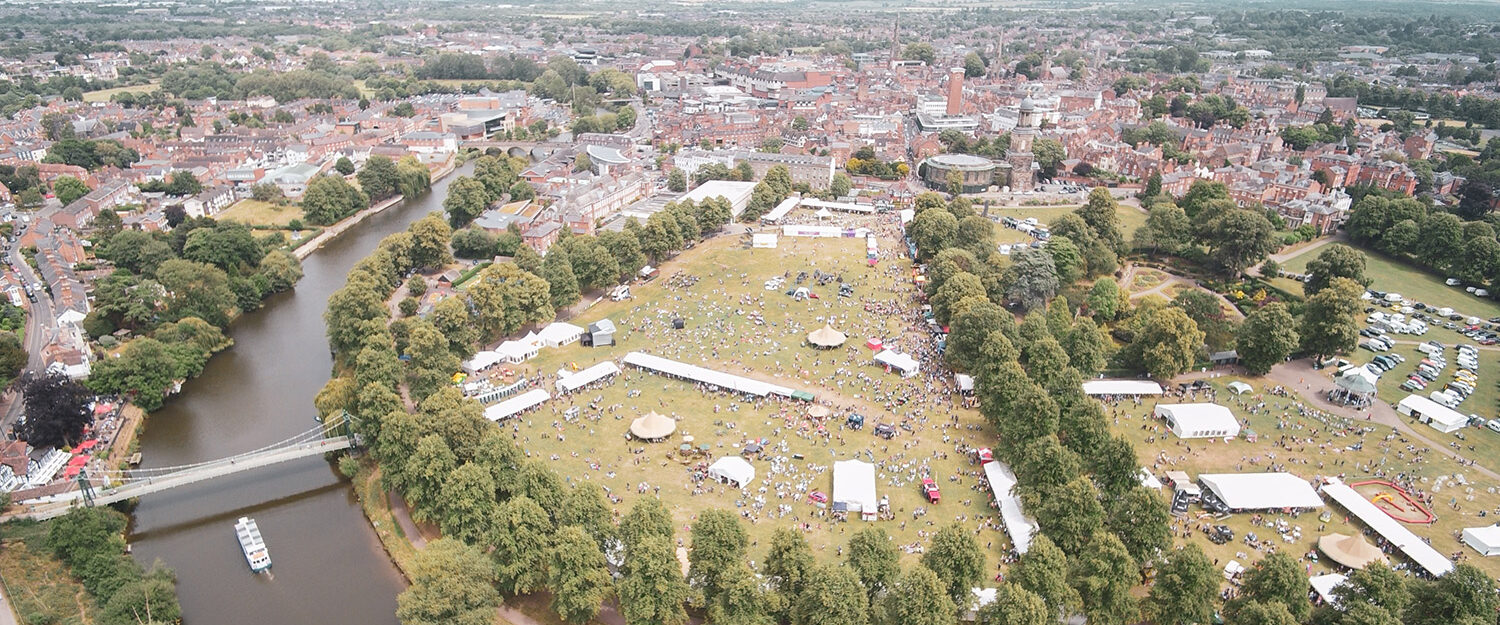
[[235, 517, 272, 573]]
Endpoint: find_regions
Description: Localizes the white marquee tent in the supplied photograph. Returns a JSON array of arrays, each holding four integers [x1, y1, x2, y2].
[[982, 460, 1038, 554], [1156, 403, 1242, 439], [707, 456, 756, 488], [557, 361, 621, 393], [1309, 574, 1348, 608], [1198, 473, 1325, 510], [483, 388, 550, 422], [1082, 380, 1164, 396], [1462, 525, 1500, 556], [833, 460, 878, 521], [1397, 395, 1469, 434], [873, 350, 920, 377], [537, 322, 585, 348], [623, 352, 797, 398]]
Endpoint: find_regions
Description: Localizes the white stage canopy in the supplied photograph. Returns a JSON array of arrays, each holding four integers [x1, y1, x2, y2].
[[1462, 525, 1500, 557], [557, 361, 621, 393], [484, 388, 550, 422], [982, 460, 1038, 554], [707, 456, 756, 487], [1199, 473, 1325, 510], [833, 460, 878, 520], [874, 350, 920, 377], [622, 352, 797, 398], [1321, 479, 1454, 577], [1082, 380, 1164, 396], [1156, 403, 1242, 439]]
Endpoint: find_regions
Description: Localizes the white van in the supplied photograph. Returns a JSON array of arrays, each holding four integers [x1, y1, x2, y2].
[[1438, 307, 1455, 317], [1418, 343, 1443, 357], [1431, 390, 1461, 408]]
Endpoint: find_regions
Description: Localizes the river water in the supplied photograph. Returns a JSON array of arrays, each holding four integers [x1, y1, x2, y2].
[[126, 162, 473, 625]]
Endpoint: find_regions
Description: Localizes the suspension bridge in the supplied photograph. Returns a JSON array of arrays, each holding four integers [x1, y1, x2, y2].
[[8, 415, 356, 522]]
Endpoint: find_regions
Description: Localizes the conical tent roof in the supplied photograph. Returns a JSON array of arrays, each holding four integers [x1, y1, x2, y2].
[[807, 325, 848, 348], [630, 411, 677, 440], [1337, 368, 1379, 395], [808, 405, 831, 418], [1318, 533, 1389, 569]]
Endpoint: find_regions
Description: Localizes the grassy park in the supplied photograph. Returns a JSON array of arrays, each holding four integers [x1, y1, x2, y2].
[[81, 82, 159, 103], [487, 230, 1016, 572], [218, 199, 303, 228], [1106, 375, 1500, 580]]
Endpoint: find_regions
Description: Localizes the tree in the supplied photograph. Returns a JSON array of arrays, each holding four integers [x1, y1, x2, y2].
[[22, 371, 97, 447], [1063, 318, 1110, 377], [945, 302, 1008, 374], [435, 463, 498, 545], [1335, 563, 1410, 618], [908, 208, 959, 261], [930, 272, 986, 327], [100, 570, 181, 625], [1403, 564, 1497, 625], [0, 332, 24, 383], [1076, 189, 1126, 253], [1417, 212, 1464, 271], [334, 156, 355, 175], [618, 536, 690, 625], [358, 155, 402, 202], [1032, 139, 1065, 178], [547, 526, 613, 624], [491, 495, 555, 596], [707, 562, 773, 625], [1304, 244, 1369, 296], [667, 168, 687, 192], [396, 538, 501, 625], [1300, 277, 1362, 358], [53, 175, 90, 206], [1121, 304, 1204, 380], [618, 496, 674, 559], [1004, 247, 1059, 311], [846, 527, 901, 602], [466, 263, 553, 341], [1456, 180, 1495, 221], [1145, 544, 1217, 625], [1105, 486, 1171, 563], [541, 249, 582, 309], [977, 584, 1050, 625], [885, 565, 957, 625], [1009, 535, 1077, 618], [1086, 279, 1122, 320], [763, 527, 815, 618], [557, 482, 616, 552], [688, 509, 749, 604], [1226, 600, 1299, 625], [794, 564, 869, 625], [403, 435, 457, 521], [963, 52, 986, 78], [902, 42, 936, 65], [1171, 290, 1233, 352], [301, 174, 369, 225], [443, 176, 491, 228], [1068, 531, 1137, 625], [831, 172, 852, 197], [922, 523, 986, 606], [1237, 302, 1298, 375], [1201, 208, 1278, 275], [1228, 552, 1308, 622], [1032, 477, 1103, 555]]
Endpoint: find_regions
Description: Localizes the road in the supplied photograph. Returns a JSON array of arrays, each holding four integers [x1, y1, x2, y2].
[[1, 206, 59, 437]]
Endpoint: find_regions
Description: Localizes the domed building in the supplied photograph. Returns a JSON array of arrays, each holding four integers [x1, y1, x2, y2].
[[920, 153, 996, 194]]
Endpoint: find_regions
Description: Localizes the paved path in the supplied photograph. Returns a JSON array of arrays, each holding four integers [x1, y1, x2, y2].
[[1118, 263, 1245, 319], [0, 582, 19, 625], [386, 490, 427, 549], [1252, 232, 1347, 275]]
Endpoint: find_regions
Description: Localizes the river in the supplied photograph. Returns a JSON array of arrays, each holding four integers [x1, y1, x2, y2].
[[126, 162, 474, 625]]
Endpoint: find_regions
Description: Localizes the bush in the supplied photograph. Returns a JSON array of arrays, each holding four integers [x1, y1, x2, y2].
[[338, 454, 360, 478], [399, 297, 420, 317], [405, 276, 428, 297]]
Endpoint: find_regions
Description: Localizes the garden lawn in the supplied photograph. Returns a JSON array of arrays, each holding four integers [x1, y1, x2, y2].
[[482, 230, 1015, 575], [1106, 376, 1500, 581], [82, 82, 159, 103], [218, 199, 303, 228], [989, 203, 1148, 250], [1282, 245, 1500, 321]]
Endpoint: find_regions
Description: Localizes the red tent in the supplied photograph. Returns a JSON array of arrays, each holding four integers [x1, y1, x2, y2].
[[67, 455, 89, 467], [866, 338, 883, 351], [76, 439, 98, 451]]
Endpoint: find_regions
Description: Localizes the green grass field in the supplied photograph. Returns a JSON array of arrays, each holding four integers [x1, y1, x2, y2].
[[1282, 245, 1500, 321], [1108, 376, 1500, 580], [494, 232, 1012, 573], [989, 203, 1148, 248], [218, 199, 303, 227], [82, 82, 159, 103]]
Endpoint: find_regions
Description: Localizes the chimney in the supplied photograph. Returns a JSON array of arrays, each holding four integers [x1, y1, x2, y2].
[[946, 68, 964, 116]]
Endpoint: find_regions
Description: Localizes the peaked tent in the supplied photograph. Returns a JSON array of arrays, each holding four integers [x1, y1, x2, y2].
[[1337, 368, 1379, 395], [807, 325, 848, 348], [630, 411, 677, 441], [1462, 526, 1500, 556], [1318, 533, 1389, 569]]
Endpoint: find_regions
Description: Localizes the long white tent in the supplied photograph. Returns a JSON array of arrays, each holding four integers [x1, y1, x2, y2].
[[1082, 380, 1164, 396], [1199, 473, 1325, 510], [557, 361, 622, 393], [982, 460, 1038, 554], [833, 460, 878, 521], [1321, 479, 1454, 576], [483, 388, 551, 422], [1396, 395, 1469, 434], [1156, 403, 1242, 439], [761, 196, 801, 223], [623, 352, 798, 398], [873, 350, 920, 377], [1462, 526, 1500, 556]]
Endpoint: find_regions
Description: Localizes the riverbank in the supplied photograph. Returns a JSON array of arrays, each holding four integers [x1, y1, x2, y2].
[[293, 159, 457, 261]]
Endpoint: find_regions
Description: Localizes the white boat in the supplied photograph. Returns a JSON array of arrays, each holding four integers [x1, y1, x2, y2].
[[235, 517, 272, 573]]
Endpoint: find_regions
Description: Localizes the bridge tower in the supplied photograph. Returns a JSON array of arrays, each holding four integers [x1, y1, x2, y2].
[[76, 469, 96, 508]]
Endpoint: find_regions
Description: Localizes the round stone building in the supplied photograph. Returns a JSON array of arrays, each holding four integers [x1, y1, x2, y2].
[[920, 153, 996, 194]]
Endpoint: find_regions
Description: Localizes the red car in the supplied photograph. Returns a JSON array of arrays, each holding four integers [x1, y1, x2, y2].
[[921, 478, 941, 503]]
